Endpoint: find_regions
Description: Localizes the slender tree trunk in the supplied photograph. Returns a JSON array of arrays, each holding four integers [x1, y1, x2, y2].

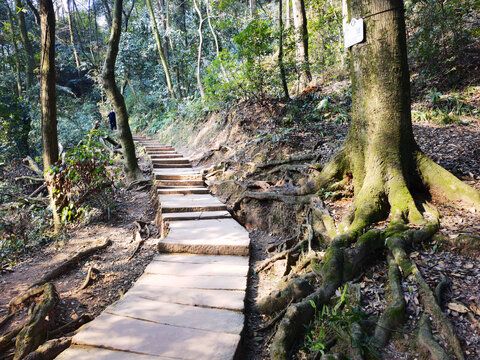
[[292, 0, 311, 90], [15, 0, 35, 89], [102, 0, 142, 182], [249, 0, 256, 16], [40, 0, 61, 232], [146, 0, 175, 97], [6, 3, 23, 97], [204, 0, 227, 79], [285, 0, 291, 28], [25, 0, 41, 24], [193, 0, 205, 99], [101, 0, 113, 27], [62, 0, 81, 76], [278, 0, 289, 99]]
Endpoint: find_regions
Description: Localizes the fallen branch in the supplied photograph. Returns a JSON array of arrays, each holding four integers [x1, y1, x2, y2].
[[23, 156, 42, 175], [15, 176, 44, 182], [30, 238, 111, 288], [23, 337, 71, 360], [29, 183, 47, 198], [79, 267, 100, 290]]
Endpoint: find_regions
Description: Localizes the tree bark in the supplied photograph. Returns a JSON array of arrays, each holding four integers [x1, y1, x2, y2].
[[145, 0, 175, 97], [278, 0, 289, 99], [15, 0, 36, 89], [204, 0, 227, 79], [291, 0, 311, 90], [62, 0, 82, 76], [6, 3, 23, 97], [285, 0, 291, 28], [312, 0, 480, 232], [102, 0, 142, 182], [193, 0, 205, 99], [40, 0, 58, 171]]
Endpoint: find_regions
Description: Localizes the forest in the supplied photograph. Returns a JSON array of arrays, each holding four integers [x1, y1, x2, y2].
[[0, 0, 479, 358]]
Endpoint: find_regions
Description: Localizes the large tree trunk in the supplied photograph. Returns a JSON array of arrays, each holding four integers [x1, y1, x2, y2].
[[15, 0, 35, 90], [291, 0, 311, 91], [102, 0, 142, 182], [145, 0, 175, 97], [312, 0, 480, 231]]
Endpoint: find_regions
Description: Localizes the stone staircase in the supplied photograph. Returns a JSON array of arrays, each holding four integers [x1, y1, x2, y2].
[[56, 136, 250, 359]]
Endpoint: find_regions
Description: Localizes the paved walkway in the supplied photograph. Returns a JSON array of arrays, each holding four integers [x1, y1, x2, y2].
[[57, 137, 250, 359]]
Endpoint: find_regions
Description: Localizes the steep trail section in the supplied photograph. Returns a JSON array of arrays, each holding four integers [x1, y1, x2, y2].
[[56, 136, 250, 359]]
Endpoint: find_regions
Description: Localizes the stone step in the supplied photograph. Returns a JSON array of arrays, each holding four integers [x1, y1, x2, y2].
[[106, 294, 244, 334], [152, 158, 190, 164], [159, 194, 227, 213], [157, 187, 209, 195], [70, 313, 241, 359], [153, 163, 192, 169], [150, 154, 184, 159], [158, 218, 250, 256], [162, 210, 231, 221], [154, 170, 203, 181], [56, 346, 166, 360], [146, 150, 178, 154], [144, 147, 175, 151], [156, 179, 204, 186]]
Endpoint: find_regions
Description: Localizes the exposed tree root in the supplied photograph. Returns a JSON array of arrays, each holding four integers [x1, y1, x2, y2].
[[49, 314, 92, 337], [0, 325, 22, 353], [270, 229, 384, 359], [372, 256, 405, 348], [418, 314, 450, 360], [256, 278, 314, 315], [23, 337, 71, 360], [256, 238, 309, 273], [386, 222, 465, 360], [0, 313, 14, 331], [9, 287, 46, 313], [233, 191, 312, 212], [30, 238, 111, 288], [14, 283, 58, 360], [78, 267, 100, 290]]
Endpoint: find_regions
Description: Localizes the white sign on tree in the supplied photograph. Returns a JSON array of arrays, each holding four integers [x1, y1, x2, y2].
[[344, 18, 364, 48]]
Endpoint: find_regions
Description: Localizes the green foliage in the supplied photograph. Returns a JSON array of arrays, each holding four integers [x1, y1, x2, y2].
[[303, 284, 377, 358], [0, 92, 31, 160], [45, 129, 116, 224], [405, 0, 477, 79], [233, 18, 278, 98]]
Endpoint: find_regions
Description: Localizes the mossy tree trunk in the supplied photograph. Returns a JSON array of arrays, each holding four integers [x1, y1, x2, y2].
[[102, 0, 142, 182], [315, 0, 480, 231]]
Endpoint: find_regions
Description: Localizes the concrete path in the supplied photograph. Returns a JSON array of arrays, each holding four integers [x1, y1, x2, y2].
[[56, 136, 250, 360]]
